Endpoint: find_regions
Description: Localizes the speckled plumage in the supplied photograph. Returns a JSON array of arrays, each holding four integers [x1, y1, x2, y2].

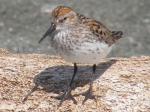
[[45, 6, 123, 64]]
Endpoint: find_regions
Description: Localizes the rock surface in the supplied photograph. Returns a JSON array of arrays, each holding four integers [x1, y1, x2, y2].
[[0, 48, 150, 112]]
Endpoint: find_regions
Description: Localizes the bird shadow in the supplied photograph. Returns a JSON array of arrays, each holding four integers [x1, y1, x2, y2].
[[22, 59, 117, 105]]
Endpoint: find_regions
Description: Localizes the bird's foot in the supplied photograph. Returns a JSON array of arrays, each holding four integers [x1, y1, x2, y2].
[[52, 87, 77, 106]]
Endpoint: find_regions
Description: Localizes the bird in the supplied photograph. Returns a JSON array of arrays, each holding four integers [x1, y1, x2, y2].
[[39, 6, 123, 104]]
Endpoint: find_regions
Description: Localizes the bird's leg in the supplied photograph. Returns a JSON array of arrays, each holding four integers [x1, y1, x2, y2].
[[69, 63, 78, 88], [82, 64, 97, 104], [63, 63, 78, 96], [93, 64, 96, 74], [89, 64, 96, 95], [58, 63, 78, 106]]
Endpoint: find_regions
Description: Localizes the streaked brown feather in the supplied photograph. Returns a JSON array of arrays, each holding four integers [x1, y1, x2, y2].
[[77, 14, 123, 46]]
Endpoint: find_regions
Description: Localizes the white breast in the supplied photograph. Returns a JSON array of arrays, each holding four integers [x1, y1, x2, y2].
[[62, 41, 112, 64], [51, 27, 112, 64]]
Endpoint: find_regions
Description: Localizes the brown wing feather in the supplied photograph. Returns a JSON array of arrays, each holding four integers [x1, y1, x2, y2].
[[78, 14, 122, 46]]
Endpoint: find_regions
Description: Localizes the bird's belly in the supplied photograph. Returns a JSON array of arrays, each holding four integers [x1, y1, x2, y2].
[[58, 41, 112, 64], [51, 30, 112, 64]]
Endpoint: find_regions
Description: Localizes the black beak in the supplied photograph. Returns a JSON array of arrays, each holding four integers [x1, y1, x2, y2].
[[39, 22, 56, 43]]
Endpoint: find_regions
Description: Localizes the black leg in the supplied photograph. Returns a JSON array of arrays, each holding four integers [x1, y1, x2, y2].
[[69, 63, 78, 87], [92, 64, 96, 74], [58, 63, 78, 106], [61, 63, 77, 98]]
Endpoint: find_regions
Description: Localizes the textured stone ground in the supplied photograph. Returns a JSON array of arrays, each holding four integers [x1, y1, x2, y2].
[[0, 49, 150, 112]]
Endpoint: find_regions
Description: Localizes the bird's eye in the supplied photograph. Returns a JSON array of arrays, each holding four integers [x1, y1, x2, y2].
[[64, 17, 67, 20]]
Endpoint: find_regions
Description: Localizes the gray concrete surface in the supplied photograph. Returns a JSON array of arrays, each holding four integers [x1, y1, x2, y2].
[[0, 0, 150, 57]]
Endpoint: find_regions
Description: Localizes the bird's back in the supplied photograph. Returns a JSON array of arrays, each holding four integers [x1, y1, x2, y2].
[[77, 14, 123, 46]]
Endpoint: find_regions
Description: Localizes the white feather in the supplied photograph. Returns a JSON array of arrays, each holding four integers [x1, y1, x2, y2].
[[51, 28, 112, 64]]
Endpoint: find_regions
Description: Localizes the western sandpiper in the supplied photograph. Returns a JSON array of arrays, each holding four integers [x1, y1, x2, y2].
[[39, 6, 123, 104]]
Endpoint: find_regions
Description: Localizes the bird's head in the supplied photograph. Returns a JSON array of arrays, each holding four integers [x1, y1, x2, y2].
[[39, 6, 78, 43], [51, 6, 78, 27]]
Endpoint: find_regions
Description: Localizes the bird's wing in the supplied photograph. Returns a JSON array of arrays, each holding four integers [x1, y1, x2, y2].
[[78, 14, 123, 46]]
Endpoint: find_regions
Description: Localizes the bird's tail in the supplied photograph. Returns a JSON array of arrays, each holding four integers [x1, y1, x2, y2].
[[111, 31, 123, 40]]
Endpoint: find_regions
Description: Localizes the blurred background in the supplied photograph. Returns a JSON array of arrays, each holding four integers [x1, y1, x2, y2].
[[0, 0, 150, 57]]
